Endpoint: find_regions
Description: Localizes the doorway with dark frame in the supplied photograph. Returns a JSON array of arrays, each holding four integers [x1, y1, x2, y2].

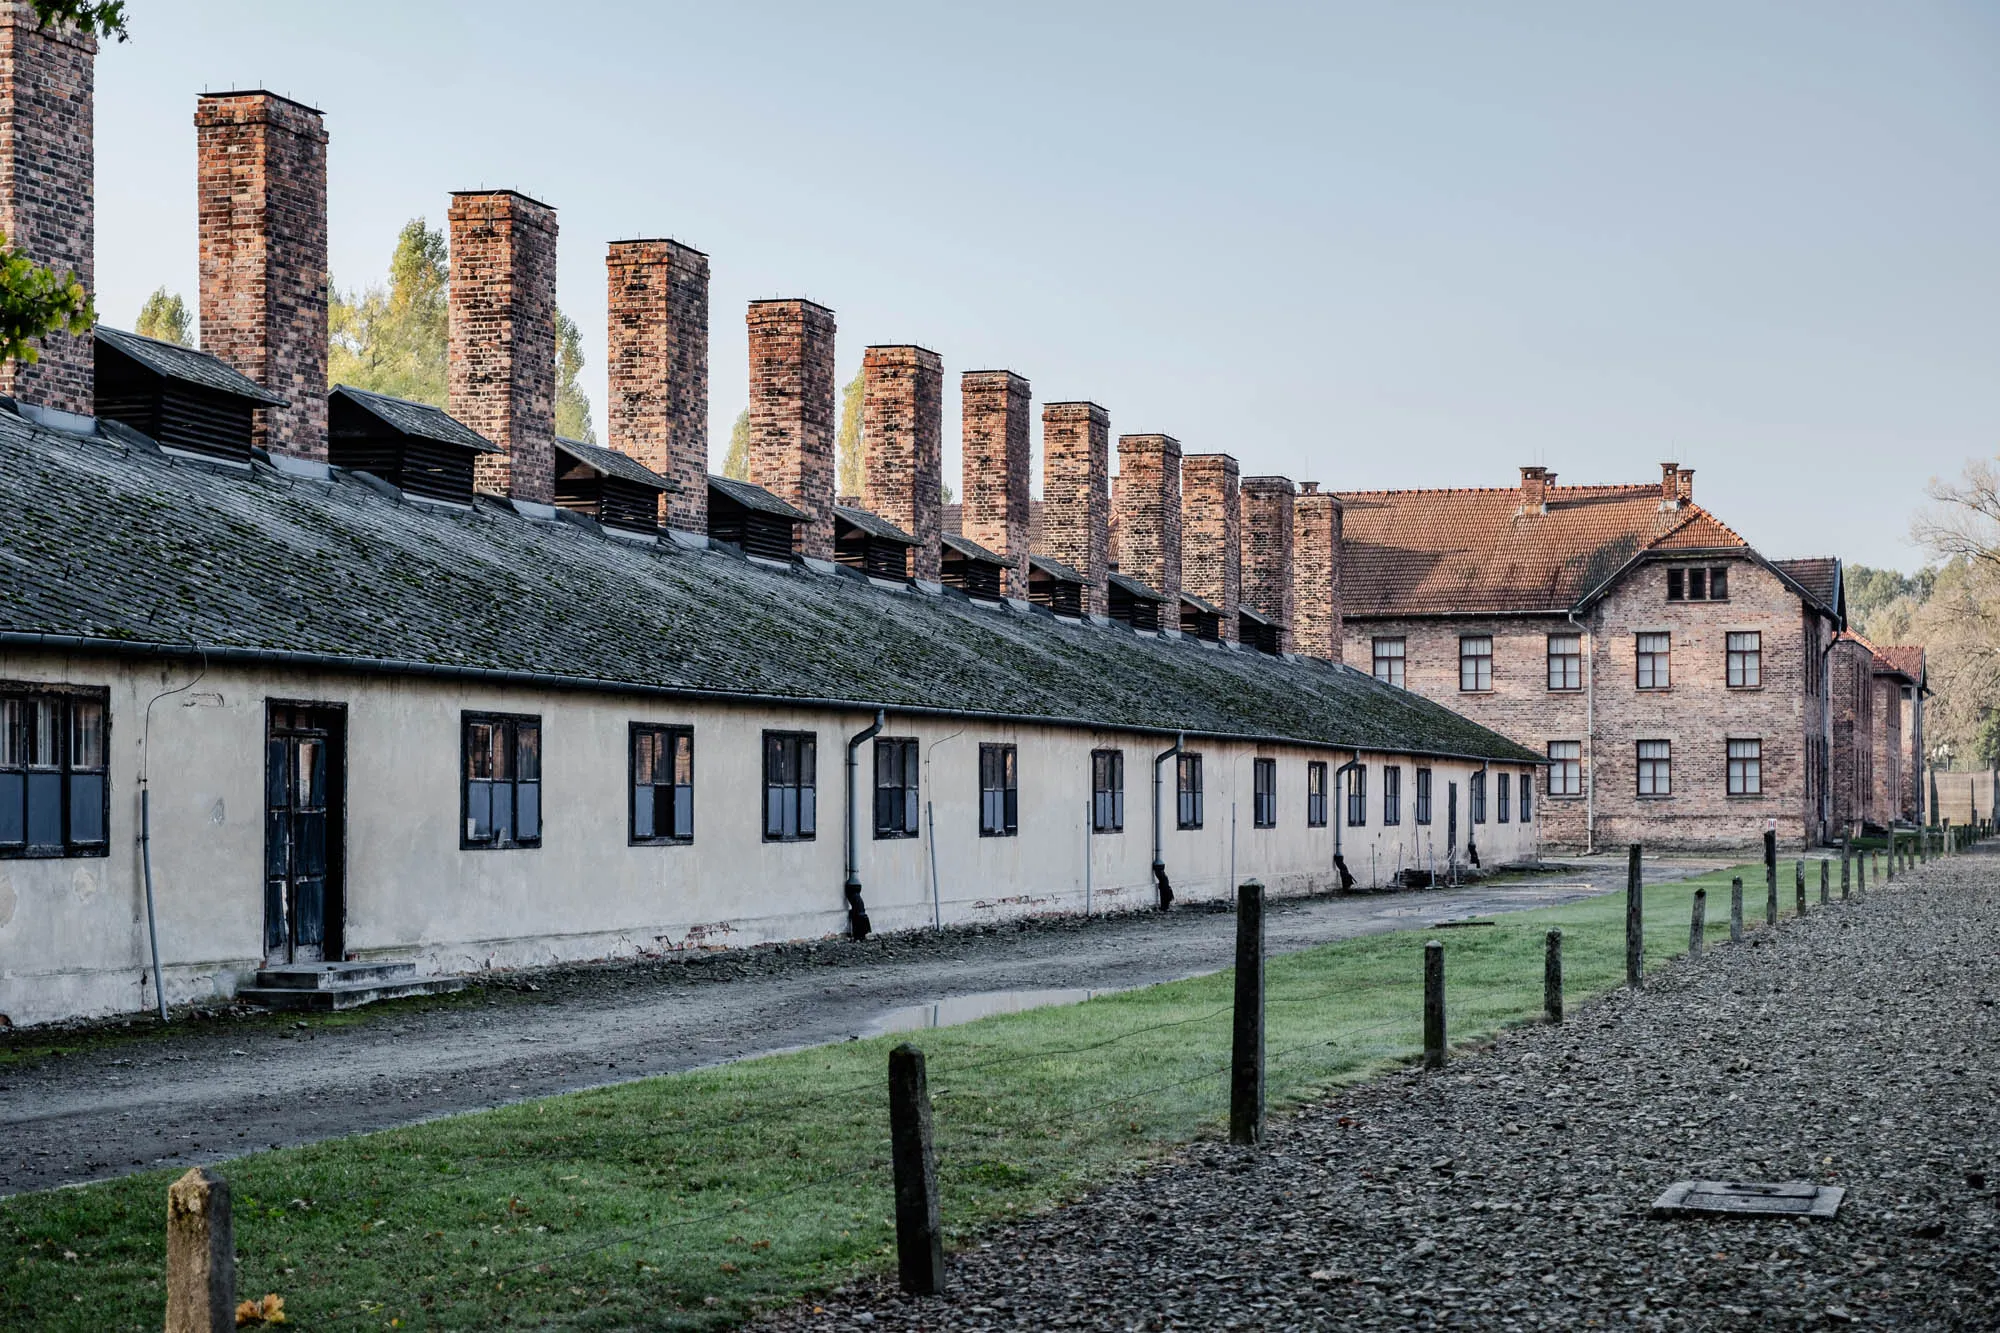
[[265, 702, 346, 965]]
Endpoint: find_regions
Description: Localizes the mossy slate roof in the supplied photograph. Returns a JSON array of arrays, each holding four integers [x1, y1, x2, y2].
[[0, 409, 1540, 763]]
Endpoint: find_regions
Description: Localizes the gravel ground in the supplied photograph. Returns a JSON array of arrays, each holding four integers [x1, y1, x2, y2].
[[761, 849, 2000, 1331], [0, 857, 1717, 1196]]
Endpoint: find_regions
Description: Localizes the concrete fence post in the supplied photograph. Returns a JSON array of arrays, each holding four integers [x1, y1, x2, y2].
[[1729, 876, 1744, 944], [1689, 886, 1706, 960], [888, 1044, 945, 1296], [1544, 928, 1563, 1024], [1795, 858, 1806, 917], [1423, 940, 1446, 1069], [1819, 857, 1829, 905], [166, 1168, 233, 1333], [1765, 830, 1779, 927], [1229, 879, 1265, 1146], [1625, 844, 1643, 989], [1841, 840, 1851, 901]]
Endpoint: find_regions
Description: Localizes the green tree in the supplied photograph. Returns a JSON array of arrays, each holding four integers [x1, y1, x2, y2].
[[32, 1, 127, 39], [329, 218, 449, 407], [554, 309, 595, 443], [133, 286, 190, 345], [836, 369, 864, 498], [722, 408, 751, 480]]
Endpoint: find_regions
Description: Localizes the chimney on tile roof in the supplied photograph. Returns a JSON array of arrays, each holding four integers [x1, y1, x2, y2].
[[1677, 467, 1694, 503], [606, 238, 708, 530], [0, 7, 94, 416], [1181, 452, 1240, 642], [1659, 462, 1681, 509], [1240, 476, 1296, 651], [448, 190, 558, 502], [861, 344, 943, 582], [1519, 465, 1552, 514], [1294, 485, 1344, 662], [1040, 401, 1110, 616], [1117, 433, 1182, 604], [195, 91, 329, 458], [961, 370, 1031, 597], [746, 299, 836, 559]]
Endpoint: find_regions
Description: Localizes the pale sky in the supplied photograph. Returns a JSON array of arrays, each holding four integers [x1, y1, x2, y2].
[[91, 1, 1998, 571]]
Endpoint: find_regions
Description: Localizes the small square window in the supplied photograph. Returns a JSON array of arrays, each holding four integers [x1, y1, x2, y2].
[[1637, 739, 1671, 797], [763, 731, 818, 842], [631, 723, 694, 844], [1727, 738, 1762, 796], [1547, 633, 1582, 691], [1373, 637, 1406, 688], [1459, 636, 1493, 692], [1548, 741, 1582, 797], [1636, 633, 1671, 690], [1728, 632, 1762, 688], [465, 713, 542, 849]]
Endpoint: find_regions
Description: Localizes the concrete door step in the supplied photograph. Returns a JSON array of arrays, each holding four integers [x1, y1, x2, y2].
[[239, 962, 465, 1011], [253, 960, 420, 990]]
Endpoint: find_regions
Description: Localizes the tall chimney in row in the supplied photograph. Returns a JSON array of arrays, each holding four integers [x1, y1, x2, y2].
[[1117, 433, 1182, 604], [960, 370, 1031, 596], [0, 6, 93, 416], [1659, 461, 1680, 509], [861, 344, 943, 581], [1181, 452, 1240, 641], [196, 91, 328, 458], [1676, 467, 1694, 502], [746, 299, 836, 559], [1519, 465, 1551, 514], [1240, 476, 1296, 651], [606, 239, 708, 530], [1294, 482, 1344, 662], [448, 191, 558, 502], [1040, 402, 1110, 616]]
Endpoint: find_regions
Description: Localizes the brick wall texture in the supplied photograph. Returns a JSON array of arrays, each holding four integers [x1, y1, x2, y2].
[[0, 6, 92, 415], [449, 191, 558, 502], [861, 344, 943, 581], [1240, 475, 1296, 651], [1117, 433, 1181, 603], [1293, 484, 1344, 661], [606, 238, 708, 529], [747, 299, 837, 560], [1829, 637, 1875, 832], [1180, 453, 1240, 641], [960, 370, 1031, 596], [1039, 402, 1110, 616]]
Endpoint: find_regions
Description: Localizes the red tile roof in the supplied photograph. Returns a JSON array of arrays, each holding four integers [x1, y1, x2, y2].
[[1874, 644, 1925, 683]]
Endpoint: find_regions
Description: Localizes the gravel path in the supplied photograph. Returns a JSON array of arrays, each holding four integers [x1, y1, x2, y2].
[[761, 849, 2000, 1331], [0, 857, 1717, 1196]]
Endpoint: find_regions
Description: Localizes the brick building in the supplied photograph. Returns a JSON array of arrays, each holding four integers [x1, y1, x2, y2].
[[1871, 645, 1927, 824], [1338, 465, 1853, 851]]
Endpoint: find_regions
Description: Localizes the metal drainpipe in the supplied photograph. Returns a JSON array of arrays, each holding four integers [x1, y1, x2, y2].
[[1468, 761, 1488, 869], [1150, 732, 1184, 910], [1331, 755, 1361, 889], [1567, 608, 1595, 854], [844, 710, 886, 940]]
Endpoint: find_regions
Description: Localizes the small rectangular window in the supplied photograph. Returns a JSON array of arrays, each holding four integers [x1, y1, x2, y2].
[[874, 736, 919, 839], [630, 723, 694, 844], [1346, 764, 1367, 827], [1372, 637, 1406, 688], [1383, 764, 1402, 826], [464, 713, 542, 849], [1727, 738, 1762, 796], [1727, 631, 1762, 688], [1709, 566, 1729, 600], [1415, 767, 1433, 824], [763, 731, 818, 842], [1091, 749, 1124, 834], [1176, 752, 1203, 830], [1636, 633, 1671, 690], [1497, 771, 1511, 823], [1253, 757, 1277, 828], [1306, 760, 1327, 828], [1546, 633, 1581, 691], [0, 687, 109, 858], [1459, 636, 1492, 691], [1667, 568, 1685, 600], [1548, 741, 1582, 797], [980, 743, 1018, 837], [1637, 739, 1671, 796], [1471, 769, 1487, 824], [1518, 770, 1532, 823]]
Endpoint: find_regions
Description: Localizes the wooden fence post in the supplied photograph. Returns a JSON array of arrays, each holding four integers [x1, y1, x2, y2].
[[1230, 879, 1265, 1146], [1544, 928, 1562, 1024], [1764, 830, 1778, 926], [1889, 833, 1898, 881], [1730, 876, 1744, 943], [1626, 844, 1643, 989], [888, 1044, 945, 1296], [1423, 940, 1445, 1069], [1795, 858, 1806, 917], [1689, 886, 1706, 960], [1819, 857, 1829, 905], [1841, 840, 1851, 901], [166, 1168, 233, 1333]]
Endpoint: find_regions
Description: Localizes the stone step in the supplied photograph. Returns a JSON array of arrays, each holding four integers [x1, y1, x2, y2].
[[237, 975, 465, 1012], [253, 960, 418, 990]]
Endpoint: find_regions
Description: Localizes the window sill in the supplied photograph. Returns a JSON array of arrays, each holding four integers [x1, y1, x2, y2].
[[980, 830, 1020, 838], [1726, 685, 1764, 692], [873, 831, 919, 841], [462, 841, 542, 852], [0, 846, 109, 860], [1092, 827, 1124, 836], [1725, 793, 1768, 801], [630, 837, 695, 848], [1635, 794, 1674, 802], [1458, 688, 1494, 695], [1546, 686, 1583, 694], [1635, 686, 1671, 693], [763, 835, 818, 844]]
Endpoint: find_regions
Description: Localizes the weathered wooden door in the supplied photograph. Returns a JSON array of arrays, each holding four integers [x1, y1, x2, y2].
[[265, 704, 344, 965]]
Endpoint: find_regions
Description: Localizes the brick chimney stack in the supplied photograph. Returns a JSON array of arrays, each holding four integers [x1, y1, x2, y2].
[[0, 6, 94, 415], [1659, 462, 1681, 508], [1181, 452, 1240, 641], [1240, 475, 1296, 651], [1040, 402, 1110, 616], [1294, 482, 1344, 662], [1117, 434, 1182, 604], [195, 92, 328, 458], [606, 238, 708, 529], [1677, 467, 1694, 503], [960, 370, 1031, 596], [448, 191, 558, 502], [747, 299, 836, 559], [1519, 465, 1552, 514], [861, 344, 943, 581]]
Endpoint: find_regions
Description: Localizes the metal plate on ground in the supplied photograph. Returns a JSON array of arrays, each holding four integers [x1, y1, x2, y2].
[[1651, 1180, 1845, 1220]]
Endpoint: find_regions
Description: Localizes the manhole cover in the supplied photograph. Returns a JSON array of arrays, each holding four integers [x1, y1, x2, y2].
[[1651, 1180, 1845, 1220]]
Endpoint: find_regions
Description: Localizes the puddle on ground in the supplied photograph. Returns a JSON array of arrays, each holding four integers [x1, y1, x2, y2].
[[862, 988, 1113, 1037]]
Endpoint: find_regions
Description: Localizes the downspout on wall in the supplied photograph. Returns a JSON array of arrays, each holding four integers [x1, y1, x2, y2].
[[1331, 754, 1361, 889], [844, 709, 885, 939], [1150, 732, 1184, 910], [1567, 607, 1595, 854]]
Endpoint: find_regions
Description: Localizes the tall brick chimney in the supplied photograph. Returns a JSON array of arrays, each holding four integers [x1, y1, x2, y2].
[[1677, 467, 1694, 503], [961, 370, 1031, 596], [1659, 461, 1680, 509], [861, 344, 943, 581], [1240, 475, 1296, 651], [606, 238, 708, 529], [1294, 482, 1344, 662], [195, 91, 328, 457], [1180, 452, 1240, 641], [1519, 465, 1552, 514], [1040, 401, 1110, 616], [0, 6, 94, 415], [1117, 433, 1182, 604], [448, 191, 557, 502], [747, 299, 836, 559]]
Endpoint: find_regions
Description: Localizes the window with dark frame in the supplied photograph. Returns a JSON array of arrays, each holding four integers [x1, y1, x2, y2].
[[1727, 631, 1762, 688], [1372, 637, 1406, 688], [1252, 758, 1277, 828], [1306, 760, 1328, 827], [630, 724, 693, 844], [1667, 565, 1730, 602], [1383, 764, 1402, 825], [464, 713, 541, 849], [1176, 752, 1204, 830], [1636, 633, 1671, 689], [1547, 633, 1582, 691], [1471, 769, 1487, 823], [1548, 741, 1581, 796], [1415, 767, 1433, 824], [1727, 738, 1762, 796], [1637, 739, 1671, 796], [1519, 770, 1532, 822], [980, 743, 1018, 836], [1459, 635, 1493, 691], [1092, 749, 1125, 833], [874, 736, 919, 839], [763, 731, 818, 842], [1497, 771, 1511, 823], [1346, 764, 1367, 827], [0, 687, 108, 858]]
